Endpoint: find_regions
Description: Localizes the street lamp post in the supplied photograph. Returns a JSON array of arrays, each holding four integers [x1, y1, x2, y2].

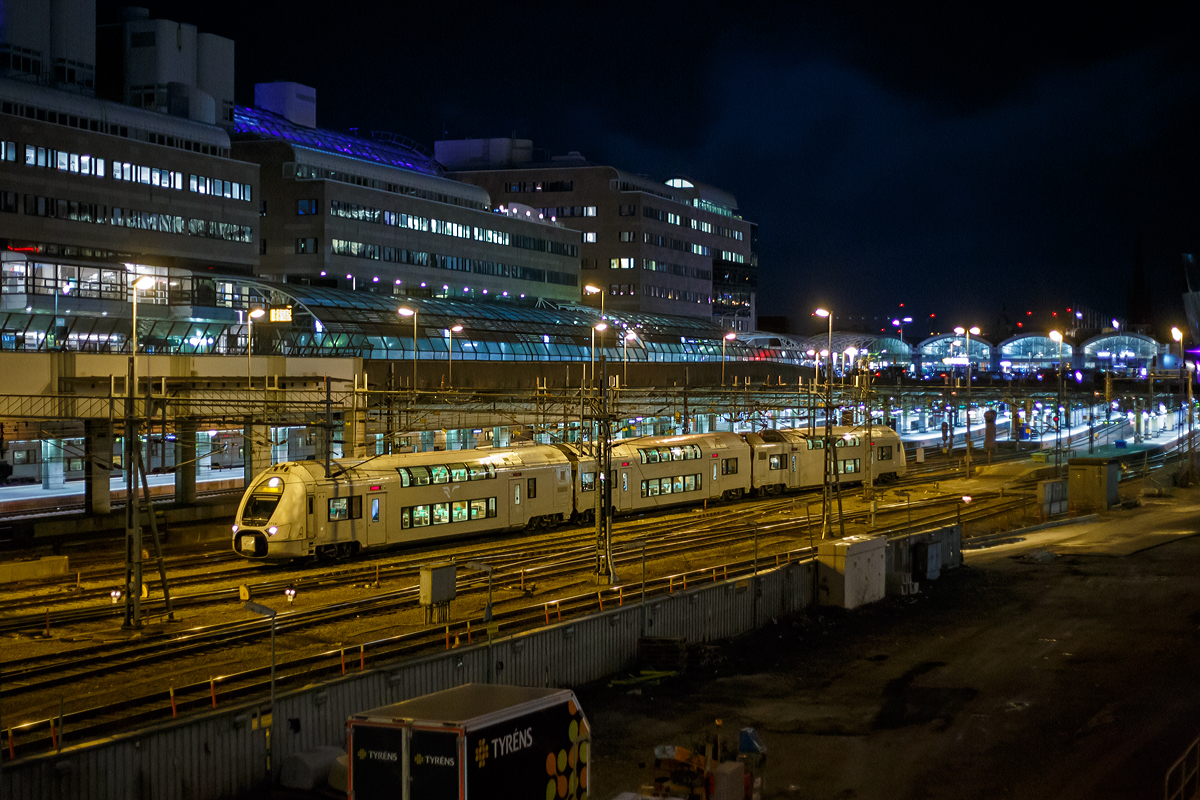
[[130, 274, 158, 358], [448, 324, 464, 386], [591, 322, 607, 386], [954, 326, 981, 477], [247, 307, 265, 389], [584, 284, 605, 319], [1049, 329, 1064, 474], [398, 307, 418, 392], [721, 332, 736, 385], [623, 331, 637, 386], [814, 308, 839, 537]]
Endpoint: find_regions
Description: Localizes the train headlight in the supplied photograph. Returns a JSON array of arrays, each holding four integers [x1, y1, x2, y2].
[[231, 524, 239, 533], [267, 526, 278, 536]]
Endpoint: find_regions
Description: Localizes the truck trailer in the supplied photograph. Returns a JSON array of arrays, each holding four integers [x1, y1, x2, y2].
[[347, 683, 590, 800]]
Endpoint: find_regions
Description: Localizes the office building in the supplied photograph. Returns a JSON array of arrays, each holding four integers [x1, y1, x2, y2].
[[233, 89, 580, 304], [437, 138, 757, 328]]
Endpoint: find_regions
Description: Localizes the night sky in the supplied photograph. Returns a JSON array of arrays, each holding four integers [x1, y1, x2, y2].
[[103, 2, 1200, 338]]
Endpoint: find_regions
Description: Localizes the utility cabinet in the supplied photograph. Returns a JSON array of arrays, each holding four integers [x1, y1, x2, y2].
[[817, 534, 885, 610]]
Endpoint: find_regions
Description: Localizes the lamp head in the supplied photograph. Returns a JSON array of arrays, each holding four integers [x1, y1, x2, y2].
[[969, 326, 980, 335], [397, 307, 415, 317], [814, 308, 830, 318], [954, 326, 965, 335], [249, 307, 265, 319], [625, 331, 638, 341], [1172, 326, 1182, 342], [450, 324, 463, 333], [584, 284, 601, 295], [594, 322, 608, 332], [133, 275, 157, 291], [1049, 330, 1062, 343], [724, 332, 737, 341]]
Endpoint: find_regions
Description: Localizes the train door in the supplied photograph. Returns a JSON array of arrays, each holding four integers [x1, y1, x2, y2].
[[617, 469, 632, 511], [366, 493, 386, 546], [508, 479, 523, 527], [306, 494, 315, 540]]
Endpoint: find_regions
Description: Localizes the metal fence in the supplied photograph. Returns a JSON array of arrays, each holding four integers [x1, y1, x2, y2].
[[0, 528, 959, 800]]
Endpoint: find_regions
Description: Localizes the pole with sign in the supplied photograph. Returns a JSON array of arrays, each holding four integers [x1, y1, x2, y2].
[[245, 600, 277, 779]]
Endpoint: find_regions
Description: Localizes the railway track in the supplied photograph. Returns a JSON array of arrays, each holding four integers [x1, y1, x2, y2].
[[0, 490, 1026, 757]]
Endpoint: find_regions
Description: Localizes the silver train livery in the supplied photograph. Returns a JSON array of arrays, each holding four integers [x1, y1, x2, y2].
[[232, 426, 907, 561]]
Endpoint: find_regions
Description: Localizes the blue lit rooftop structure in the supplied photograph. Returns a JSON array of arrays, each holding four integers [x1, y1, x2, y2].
[[0, 269, 812, 366], [233, 105, 444, 177]]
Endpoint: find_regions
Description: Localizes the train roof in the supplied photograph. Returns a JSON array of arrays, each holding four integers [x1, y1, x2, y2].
[[270, 444, 570, 483]]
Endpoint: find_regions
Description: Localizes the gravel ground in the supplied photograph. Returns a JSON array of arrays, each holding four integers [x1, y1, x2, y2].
[[582, 521, 1200, 799]]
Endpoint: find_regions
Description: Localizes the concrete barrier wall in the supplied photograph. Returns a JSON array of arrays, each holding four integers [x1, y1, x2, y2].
[[0, 530, 959, 800]]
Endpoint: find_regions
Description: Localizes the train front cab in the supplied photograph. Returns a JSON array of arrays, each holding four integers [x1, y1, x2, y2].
[[232, 465, 312, 559]]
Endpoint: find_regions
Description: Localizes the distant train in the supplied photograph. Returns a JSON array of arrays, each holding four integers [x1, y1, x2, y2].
[[0, 428, 317, 484], [232, 426, 907, 561]]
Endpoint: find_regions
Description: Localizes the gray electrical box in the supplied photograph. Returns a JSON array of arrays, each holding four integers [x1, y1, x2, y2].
[[419, 562, 457, 606]]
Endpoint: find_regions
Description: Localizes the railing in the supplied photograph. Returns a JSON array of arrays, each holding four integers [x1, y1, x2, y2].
[[1165, 734, 1199, 800]]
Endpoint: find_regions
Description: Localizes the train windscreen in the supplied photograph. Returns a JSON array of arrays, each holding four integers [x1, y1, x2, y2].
[[242, 494, 281, 525]]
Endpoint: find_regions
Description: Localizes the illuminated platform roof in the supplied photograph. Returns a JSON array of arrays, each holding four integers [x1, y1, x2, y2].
[[233, 105, 444, 177]]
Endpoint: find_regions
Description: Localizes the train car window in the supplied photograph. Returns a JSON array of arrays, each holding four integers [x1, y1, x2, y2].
[[838, 458, 862, 474], [670, 446, 684, 461], [581, 472, 596, 492], [328, 497, 349, 521], [449, 464, 468, 482], [412, 505, 430, 527], [659, 478, 671, 495], [470, 498, 488, 519], [622, 472, 628, 492], [721, 457, 738, 475], [878, 445, 893, 461], [487, 497, 497, 517], [807, 440, 823, 450], [690, 445, 702, 459], [672, 476, 684, 493], [401, 508, 411, 529], [431, 465, 450, 484], [68, 458, 84, 471], [713, 463, 719, 481], [13, 450, 30, 464], [769, 454, 784, 470], [397, 468, 411, 487], [468, 464, 488, 480], [684, 474, 696, 492], [432, 503, 450, 524], [513, 484, 521, 505], [370, 498, 380, 523], [657, 447, 671, 462], [452, 501, 469, 522], [792, 455, 797, 472], [409, 466, 431, 485], [527, 478, 537, 499], [308, 496, 314, 515], [645, 449, 659, 464]]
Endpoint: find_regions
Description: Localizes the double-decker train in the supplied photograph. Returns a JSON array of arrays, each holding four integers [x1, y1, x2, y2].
[[232, 426, 906, 561]]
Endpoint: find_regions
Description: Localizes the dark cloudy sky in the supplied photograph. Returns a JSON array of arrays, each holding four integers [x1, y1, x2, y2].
[[104, 2, 1200, 336]]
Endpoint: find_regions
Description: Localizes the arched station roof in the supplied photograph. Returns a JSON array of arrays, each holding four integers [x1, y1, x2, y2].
[[998, 334, 1074, 360], [1080, 332, 1163, 363], [918, 334, 992, 361]]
